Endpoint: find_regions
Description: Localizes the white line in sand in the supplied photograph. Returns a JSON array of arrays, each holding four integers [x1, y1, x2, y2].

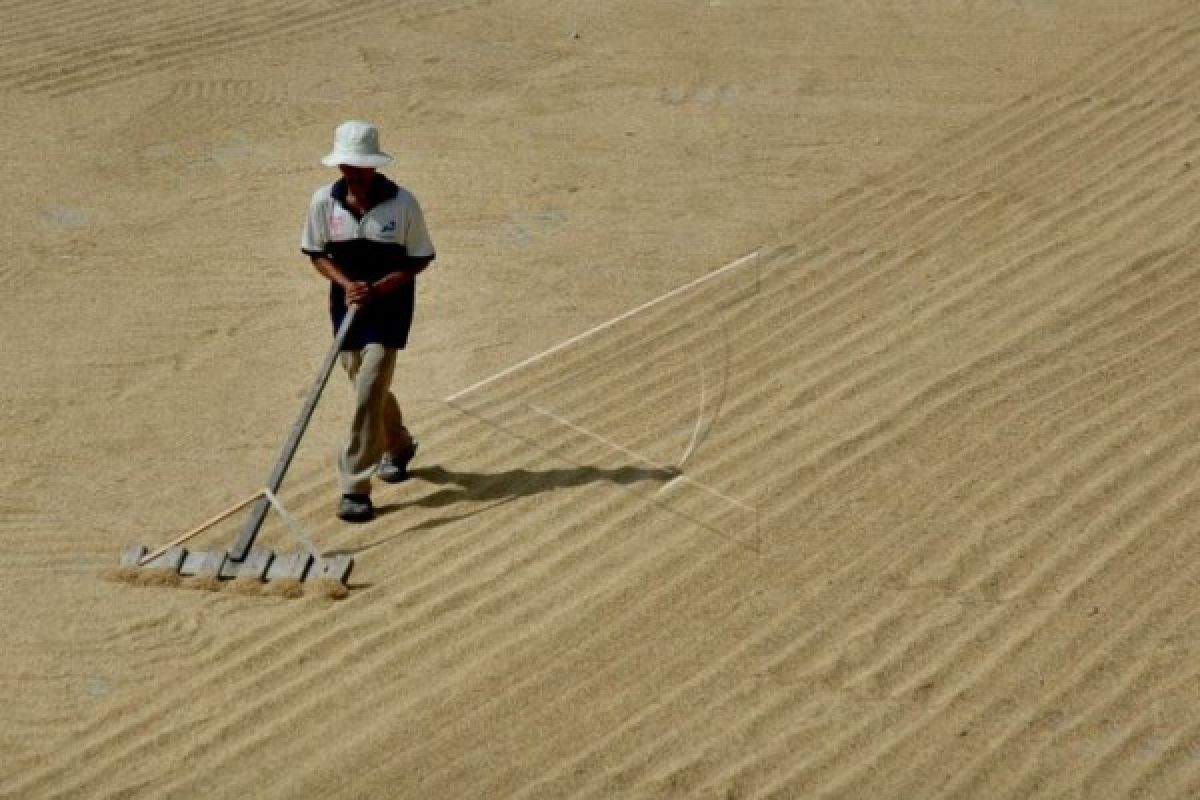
[[445, 248, 762, 404], [262, 487, 321, 557]]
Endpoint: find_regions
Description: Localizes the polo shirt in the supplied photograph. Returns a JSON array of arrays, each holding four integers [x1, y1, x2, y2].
[[301, 174, 435, 350]]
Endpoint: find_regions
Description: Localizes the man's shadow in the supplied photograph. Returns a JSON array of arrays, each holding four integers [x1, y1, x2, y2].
[[327, 462, 677, 557], [399, 463, 676, 508]]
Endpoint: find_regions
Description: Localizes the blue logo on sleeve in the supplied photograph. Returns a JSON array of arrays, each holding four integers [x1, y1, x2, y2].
[[381, 221, 396, 233]]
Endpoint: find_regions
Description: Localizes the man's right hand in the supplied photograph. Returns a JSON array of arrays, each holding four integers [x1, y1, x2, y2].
[[344, 280, 371, 307]]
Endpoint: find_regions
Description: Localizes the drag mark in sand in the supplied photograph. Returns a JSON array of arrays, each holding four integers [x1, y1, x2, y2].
[[0, 0, 503, 96]]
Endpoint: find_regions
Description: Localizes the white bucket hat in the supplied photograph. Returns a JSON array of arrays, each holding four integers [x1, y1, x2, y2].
[[321, 120, 393, 168]]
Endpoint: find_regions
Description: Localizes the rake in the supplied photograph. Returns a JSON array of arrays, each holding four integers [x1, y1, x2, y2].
[[119, 307, 359, 591]]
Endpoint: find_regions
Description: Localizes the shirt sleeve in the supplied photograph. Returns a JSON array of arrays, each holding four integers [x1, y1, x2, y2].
[[300, 190, 330, 256], [403, 196, 435, 259]]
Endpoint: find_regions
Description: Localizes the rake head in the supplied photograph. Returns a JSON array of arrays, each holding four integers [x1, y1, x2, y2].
[[119, 545, 353, 588]]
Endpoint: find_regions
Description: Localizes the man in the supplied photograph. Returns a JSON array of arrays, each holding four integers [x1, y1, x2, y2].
[[301, 120, 436, 522]]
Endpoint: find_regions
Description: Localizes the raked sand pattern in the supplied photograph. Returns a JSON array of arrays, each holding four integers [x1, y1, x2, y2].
[[4, 1, 1200, 798]]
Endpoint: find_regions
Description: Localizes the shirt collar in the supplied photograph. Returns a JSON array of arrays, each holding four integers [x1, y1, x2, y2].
[[331, 173, 399, 212]]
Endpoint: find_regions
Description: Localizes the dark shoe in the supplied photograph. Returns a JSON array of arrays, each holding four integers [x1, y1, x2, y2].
[[378, 440, 418, 484], [337, 493, 374, 523]]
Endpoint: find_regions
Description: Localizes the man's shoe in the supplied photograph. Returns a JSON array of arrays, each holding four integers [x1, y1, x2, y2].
[[337, 493, 374, 523], [378, 441, 418, 484]]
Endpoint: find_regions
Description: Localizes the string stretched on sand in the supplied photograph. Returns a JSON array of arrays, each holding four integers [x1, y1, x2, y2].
[[675, 319, 733, 472], [446, 249, 761, 404], [676, 361, 709, 471], [262, 488, 321, 558], [261, 489, 348, 600]]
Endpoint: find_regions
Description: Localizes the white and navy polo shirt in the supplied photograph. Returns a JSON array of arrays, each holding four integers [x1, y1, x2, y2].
[[301, 175, 435, 350]]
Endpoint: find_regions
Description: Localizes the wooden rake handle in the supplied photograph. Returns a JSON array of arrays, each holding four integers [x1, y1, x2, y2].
[[139, 490, 264, 566], [229, 305, 360, 562]]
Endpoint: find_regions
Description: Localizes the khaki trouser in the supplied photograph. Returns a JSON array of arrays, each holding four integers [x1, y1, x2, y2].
[[338, 344, 413, 495]]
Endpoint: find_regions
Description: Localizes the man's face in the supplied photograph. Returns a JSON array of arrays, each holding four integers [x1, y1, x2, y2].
[[338, 164, 376, 192]]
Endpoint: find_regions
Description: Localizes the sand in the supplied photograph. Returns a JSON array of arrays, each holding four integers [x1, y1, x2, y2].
[[3, 0, 1199, 797]]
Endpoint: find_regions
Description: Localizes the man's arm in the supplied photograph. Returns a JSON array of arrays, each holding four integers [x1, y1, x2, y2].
[[373, 194, 437, 296], [310, 253, 371, 306], [371, 254, 436, 296]]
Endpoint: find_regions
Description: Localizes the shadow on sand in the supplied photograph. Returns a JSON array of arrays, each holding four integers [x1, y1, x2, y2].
[[326, 462, 675, 557]]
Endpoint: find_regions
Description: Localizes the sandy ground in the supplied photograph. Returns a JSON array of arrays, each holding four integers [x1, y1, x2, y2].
[[3, 0, 1200, 797]]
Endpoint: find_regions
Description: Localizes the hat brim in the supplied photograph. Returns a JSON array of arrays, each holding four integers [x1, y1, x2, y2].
[[321, 152, 393, 168]]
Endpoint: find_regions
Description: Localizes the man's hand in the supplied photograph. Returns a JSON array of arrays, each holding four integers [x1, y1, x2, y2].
[[311, 256, 372, 306], [344, 280, 371, 307]]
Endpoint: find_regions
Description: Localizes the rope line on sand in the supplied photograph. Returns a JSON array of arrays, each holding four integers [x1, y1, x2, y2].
[[445, 249, 761, 404]]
